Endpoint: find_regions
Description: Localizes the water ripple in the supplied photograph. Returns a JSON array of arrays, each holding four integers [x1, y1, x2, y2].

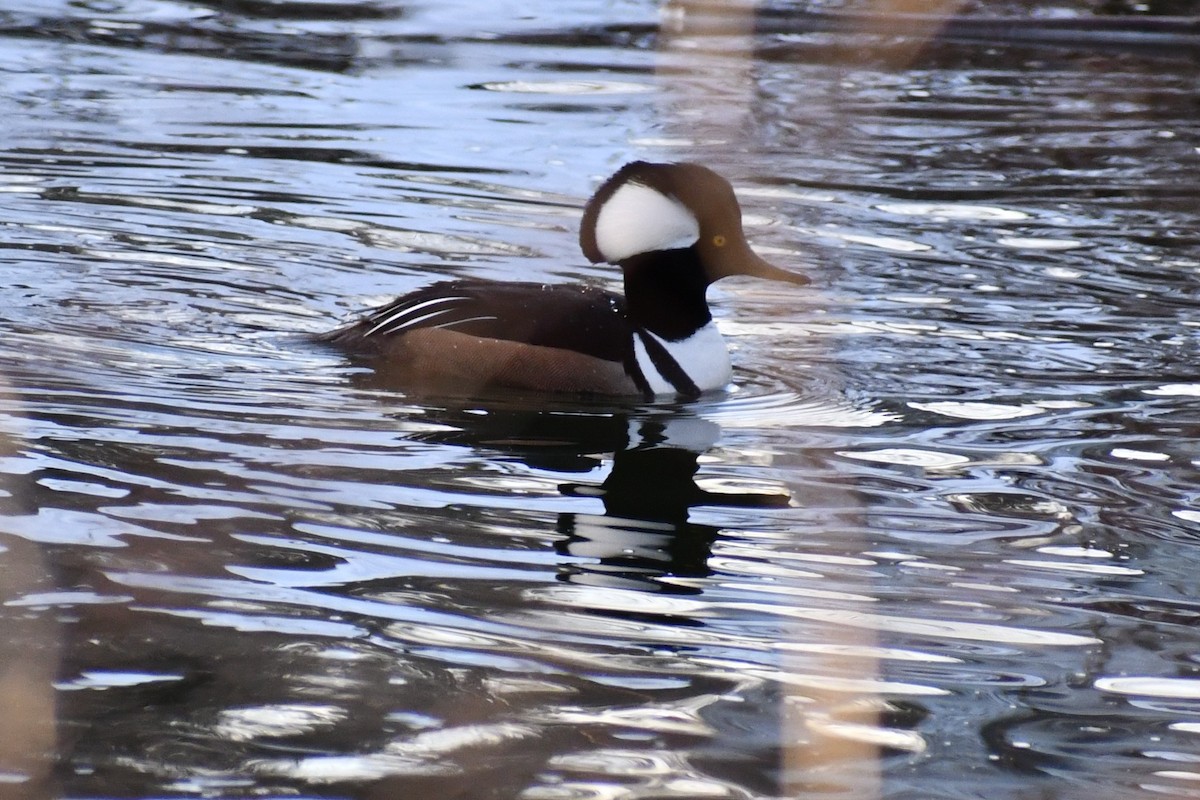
[[0, 2, 1196, 798]]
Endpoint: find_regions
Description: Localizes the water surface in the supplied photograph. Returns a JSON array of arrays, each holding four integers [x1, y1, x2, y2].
[[1, 1, 1199, 798]]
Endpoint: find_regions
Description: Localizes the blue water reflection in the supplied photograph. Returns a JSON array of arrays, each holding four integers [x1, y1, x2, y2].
[[1, 0, 1200, 798]]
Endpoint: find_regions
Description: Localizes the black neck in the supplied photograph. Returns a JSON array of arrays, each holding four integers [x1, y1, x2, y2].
[[620, 247, 711, 341]]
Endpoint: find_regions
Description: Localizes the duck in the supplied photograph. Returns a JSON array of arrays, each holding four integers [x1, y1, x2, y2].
[[318, 161, 809, 398]]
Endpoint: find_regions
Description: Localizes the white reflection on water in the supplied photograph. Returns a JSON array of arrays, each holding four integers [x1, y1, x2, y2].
[[215, 704, 348, 741], [253, 723, 539, 782], [907, 400, 1047, 420], [875, 202, 1029, 221], [836, 448, 970, 469], [775, 641, 961, 664], [807, 715, 927, 754], [1096, 678, 1200, 700], [729, 604, 1102, 647], [1003, 558, 1144, 577], [996, 236, 1084, 250], [538, 706, 716, 737], [54, 671, 185, 690], [474, 80, 656, 94], [694, 656, 949, 697], [1146, 383, 1200, 397], [1110, 447, 1171, 462], [819, 230, 933, 253], [695, 390, 899, 429]]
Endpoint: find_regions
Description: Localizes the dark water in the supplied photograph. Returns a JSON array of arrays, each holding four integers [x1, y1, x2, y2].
[[1, 1, 1199, 798]]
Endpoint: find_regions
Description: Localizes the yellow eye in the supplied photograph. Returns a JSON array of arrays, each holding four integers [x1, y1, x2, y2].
[[712, 234, 727, 247]]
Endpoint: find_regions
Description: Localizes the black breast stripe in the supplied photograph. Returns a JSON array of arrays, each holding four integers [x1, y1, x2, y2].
[[623, 350, 654, 398], [636, 331, 701, 399]]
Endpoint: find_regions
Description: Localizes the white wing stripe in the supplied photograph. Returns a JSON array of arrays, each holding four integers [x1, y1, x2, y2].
[[433, 315, 497, 329], [364, 295, 470, 337], [370, 307, 463, 336]]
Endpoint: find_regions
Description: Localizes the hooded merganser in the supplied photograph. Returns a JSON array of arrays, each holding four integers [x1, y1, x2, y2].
[[319, 161, 809, 398]]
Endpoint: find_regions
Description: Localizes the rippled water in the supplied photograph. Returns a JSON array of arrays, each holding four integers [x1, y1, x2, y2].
[[2, 1, 1200, 798]]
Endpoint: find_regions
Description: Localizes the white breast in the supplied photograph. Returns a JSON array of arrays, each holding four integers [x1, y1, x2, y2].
[[633, 323, 732, 395]]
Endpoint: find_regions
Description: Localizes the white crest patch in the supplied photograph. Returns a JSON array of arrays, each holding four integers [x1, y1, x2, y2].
[[593, 181, 700, 263], [634, 323, 732, 395]]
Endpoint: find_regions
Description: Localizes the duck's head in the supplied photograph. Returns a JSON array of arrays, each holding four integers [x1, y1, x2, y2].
[[579, 161, 809, 286]]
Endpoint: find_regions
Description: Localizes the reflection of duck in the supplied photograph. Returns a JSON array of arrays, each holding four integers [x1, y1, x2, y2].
[[558, 417, 790, 593], [319, 162, 807, 399], [406, 403, 789, 592]]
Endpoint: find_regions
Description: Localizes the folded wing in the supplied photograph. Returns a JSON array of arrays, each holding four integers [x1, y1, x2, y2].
[[320, 279, 633, 364]]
